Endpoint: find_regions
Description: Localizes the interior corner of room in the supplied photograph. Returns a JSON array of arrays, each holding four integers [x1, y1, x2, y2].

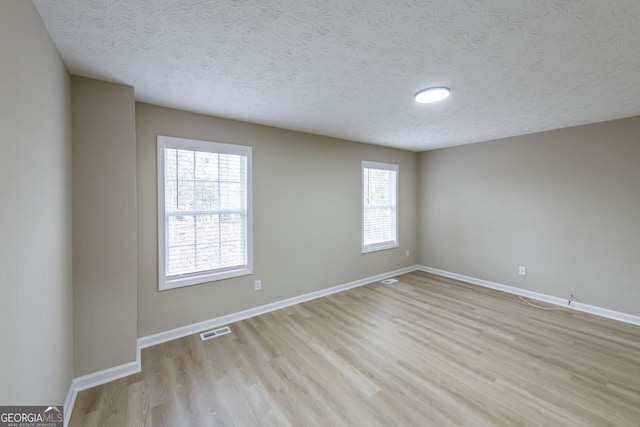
[[2, 1, 639, 426]]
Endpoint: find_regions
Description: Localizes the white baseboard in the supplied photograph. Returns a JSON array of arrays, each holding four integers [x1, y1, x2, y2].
[[71, 360, 141, 393], [63, 263, 639, 425], [64, 264, 417, 425], [63, 381, 76, 427], [63, 354, 141, 426], [139, 265, 418, 349], [569, 301, 640, 326], [418, 265, 640, 327]]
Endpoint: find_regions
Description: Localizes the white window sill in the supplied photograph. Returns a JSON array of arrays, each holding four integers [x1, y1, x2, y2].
[[362, 242, 398, 254], [160, 267, 252, 291]]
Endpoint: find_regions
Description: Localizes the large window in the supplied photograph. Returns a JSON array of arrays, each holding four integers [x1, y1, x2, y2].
[[157, 136, 252, 290], [362, 161, 398, 253]]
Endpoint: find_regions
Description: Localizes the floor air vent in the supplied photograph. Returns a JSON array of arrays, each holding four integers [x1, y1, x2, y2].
[[382, 278, 398, 285], [200, 326, 231, 341]]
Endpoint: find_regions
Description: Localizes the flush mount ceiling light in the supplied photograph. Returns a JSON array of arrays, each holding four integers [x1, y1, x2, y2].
[[414, 87, 450, 104]]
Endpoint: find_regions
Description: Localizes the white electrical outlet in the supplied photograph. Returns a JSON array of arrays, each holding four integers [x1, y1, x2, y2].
[[254, 280, 262, 291], [406, 250, 410, 257], [518, 266, 527, 276]]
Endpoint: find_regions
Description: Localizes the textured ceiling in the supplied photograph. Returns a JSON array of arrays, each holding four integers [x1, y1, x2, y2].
[[34, 0, 640, 151]]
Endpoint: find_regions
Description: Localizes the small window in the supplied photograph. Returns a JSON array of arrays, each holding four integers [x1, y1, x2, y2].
[[362, 161, 398, 253], [157, 136, 252, 290]]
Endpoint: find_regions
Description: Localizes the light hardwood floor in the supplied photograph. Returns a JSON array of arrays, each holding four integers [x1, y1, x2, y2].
[[70, 271, 640, 426]]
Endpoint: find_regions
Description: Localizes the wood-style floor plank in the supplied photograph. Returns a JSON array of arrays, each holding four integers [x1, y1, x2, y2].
[[69, 271, 640, 426]]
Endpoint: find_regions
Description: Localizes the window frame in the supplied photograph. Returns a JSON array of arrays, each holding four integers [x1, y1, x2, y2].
[[361, 160, 399, 254], [157, 135, 253, 291]]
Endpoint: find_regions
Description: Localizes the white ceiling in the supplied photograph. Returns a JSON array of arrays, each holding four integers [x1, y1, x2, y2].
[[34, 0, 640, 151]]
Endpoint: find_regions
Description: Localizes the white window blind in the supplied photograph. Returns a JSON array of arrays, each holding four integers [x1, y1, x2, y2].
[[362, 161, 398, 253], [158, 136, 252, 290]]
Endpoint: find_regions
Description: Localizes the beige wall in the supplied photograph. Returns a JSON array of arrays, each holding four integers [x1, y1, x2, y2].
[[0, 1, 73, 404], [137, 103, 419, 336], [419, 117, 640, 316], [71, 77, 138, 376]]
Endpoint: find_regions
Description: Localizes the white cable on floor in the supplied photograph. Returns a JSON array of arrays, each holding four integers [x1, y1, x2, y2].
[[517, 294, 566, 310]]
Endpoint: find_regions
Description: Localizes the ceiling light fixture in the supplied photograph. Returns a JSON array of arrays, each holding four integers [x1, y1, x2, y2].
[[414, 87, 450, 104]]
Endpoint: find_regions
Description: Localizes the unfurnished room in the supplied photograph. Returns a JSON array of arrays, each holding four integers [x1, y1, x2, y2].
[[1, 1, 639, 426]]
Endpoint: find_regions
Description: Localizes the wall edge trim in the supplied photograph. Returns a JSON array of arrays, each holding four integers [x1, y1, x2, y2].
[[64, 264, 417, 425], [63, 264, 639, 425], [417, 265, 640, 327], [63, 350, 141, 426], [138, 264, 418, 349]]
